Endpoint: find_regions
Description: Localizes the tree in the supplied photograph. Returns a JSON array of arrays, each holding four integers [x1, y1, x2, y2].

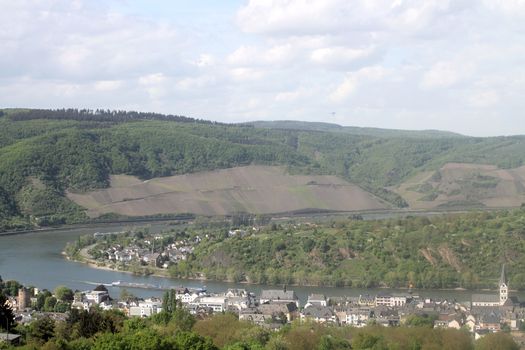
[[54, 285, 74, 302], [404, 314, 436, 327], [119, 288, 136, 302], [317, 335, 351, 350], [172, 307, 196, 331], [29, 316, 56, 342], [162, 289, 179, 315], [67, 337, 94, 350], [0, 292, 15, 332], [66, 308, 120, 339], [122, 316, 148, 333], [265, 335, 289, 350], [91, 332, 127, 350], [223, 342, 265, 350], [36, 290, 52, 311], [44, 296, 57, 312], [54, 301, 70, 313], [352, 333, 387, 350], [173, 331, 218, 350], [1, 280, 22, 297], [475, 332, 519, 350]]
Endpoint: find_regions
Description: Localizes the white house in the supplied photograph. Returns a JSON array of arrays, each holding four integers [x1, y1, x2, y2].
[[79, 285, 110, 306], [129, 298, 163, 317], [305, 294, 327, 308], [192, 296, 227, 312], [301, 305, 337, 324], [260, 289, 299, 308], [375, 294, 408, 307]]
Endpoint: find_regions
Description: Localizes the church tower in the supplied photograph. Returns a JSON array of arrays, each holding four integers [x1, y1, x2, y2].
[[499, 264, 508, 305]]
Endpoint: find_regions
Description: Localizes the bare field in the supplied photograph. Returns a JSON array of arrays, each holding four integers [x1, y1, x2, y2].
[[68, 166, 388, 217], [395, 163, 525, 209]]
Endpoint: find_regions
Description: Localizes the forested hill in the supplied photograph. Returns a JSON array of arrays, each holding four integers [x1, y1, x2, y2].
[[246, 120, 465, 138], [2, 108, 225, 125], [2, 108, 525, 231]]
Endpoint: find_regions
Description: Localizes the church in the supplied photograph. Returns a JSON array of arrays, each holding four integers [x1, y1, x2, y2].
[[471, 265, 516, 307]]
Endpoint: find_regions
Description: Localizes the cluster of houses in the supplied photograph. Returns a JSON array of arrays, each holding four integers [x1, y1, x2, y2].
[[96, 227, 264, 271], [3, 266, 524, 345], [101, 235, 198, 269]]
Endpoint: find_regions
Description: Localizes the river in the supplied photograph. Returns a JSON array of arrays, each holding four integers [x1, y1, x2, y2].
[[1, 222, 523, 304]]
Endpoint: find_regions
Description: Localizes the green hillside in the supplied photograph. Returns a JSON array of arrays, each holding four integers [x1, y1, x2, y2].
[[182, 209, 525, 289], [2, 108, 525, 231], [247, 120, 464, 138]]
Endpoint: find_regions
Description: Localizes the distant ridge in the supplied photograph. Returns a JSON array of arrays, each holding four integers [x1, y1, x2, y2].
[[247, 120, 465, 138]]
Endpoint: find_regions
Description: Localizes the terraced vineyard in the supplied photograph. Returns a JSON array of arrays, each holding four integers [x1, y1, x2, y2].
[[68, 166, 388, 217]]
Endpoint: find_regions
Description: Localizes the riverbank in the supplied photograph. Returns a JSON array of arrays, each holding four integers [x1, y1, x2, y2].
[[0, 218, 187, 237], [67, 244, 172, 279], [2, 205, 509, 237], [70, 244, 511, 294]]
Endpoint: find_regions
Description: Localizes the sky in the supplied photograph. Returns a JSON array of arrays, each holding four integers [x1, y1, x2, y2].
[[1, 0, 524, 136]]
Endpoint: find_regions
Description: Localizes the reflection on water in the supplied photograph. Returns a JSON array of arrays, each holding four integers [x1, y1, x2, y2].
[[1, 222, 523, 303]]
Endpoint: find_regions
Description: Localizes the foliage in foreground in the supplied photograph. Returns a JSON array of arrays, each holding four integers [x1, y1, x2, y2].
[[1, 302, 521, 350]]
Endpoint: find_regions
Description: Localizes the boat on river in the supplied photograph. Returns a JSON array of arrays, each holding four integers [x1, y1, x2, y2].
[[111, 280, 206, 293], [111, 280, 164, 290]]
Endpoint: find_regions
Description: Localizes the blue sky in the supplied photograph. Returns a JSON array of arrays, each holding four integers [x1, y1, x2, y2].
[[1, 0, 524, 136]]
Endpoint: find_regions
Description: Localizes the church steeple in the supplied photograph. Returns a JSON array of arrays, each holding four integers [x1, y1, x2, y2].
[[499, 264, 507, 286], [499, 264, 508, 305]]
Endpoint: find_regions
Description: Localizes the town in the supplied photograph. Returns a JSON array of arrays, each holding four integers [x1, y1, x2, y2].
[[2, 265, 525, 347], [66, 226, 246, 274]]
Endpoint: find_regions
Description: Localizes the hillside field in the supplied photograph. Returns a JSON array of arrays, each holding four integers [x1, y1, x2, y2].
[[68, 165, 388, 217], [395, 162, 525, 209]]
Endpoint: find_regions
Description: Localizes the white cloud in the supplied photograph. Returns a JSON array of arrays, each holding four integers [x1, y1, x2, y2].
[[227, 46, 259, 65], [236, 0, 349, 35], [310, 46, 377, 69], [227, 44, 295, 66], [230, 67, 264, 81], [1, 0, 525, 135], [0, 0, 183, 81], [139, 73, 167, 86], [275, 88, 306, 102], [94, 80, 122, 92], [330, 66, 387, 102], [193, 54, 215, 68], [236, 0, 457, 37], [421, 62, 458, 89], [482, 0, 525, 17], [467, 90, 500, 108], [138, 73, 168, 100], [176, 76, 216, 91], [330, 76, 358, 102], [421, 61, 475, 89]]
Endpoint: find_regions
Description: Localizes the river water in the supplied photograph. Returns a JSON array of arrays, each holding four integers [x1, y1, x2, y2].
[[1, 222, 523, 304]]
